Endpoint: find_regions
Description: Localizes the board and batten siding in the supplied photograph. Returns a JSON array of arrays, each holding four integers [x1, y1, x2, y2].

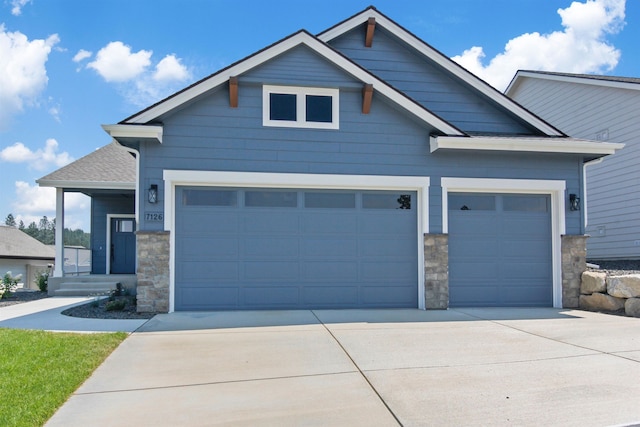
[[328, 26, 541, 136], [137, 45, 584, 235], [509, 78, 640, 259], [91, 195, 135, 274]]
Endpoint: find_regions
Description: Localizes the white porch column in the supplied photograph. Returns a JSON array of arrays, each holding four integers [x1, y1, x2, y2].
[[53, 187, 64, 277]]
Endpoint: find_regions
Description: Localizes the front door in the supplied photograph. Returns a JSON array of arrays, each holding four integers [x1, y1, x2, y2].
[[110, 217, 136, 274]]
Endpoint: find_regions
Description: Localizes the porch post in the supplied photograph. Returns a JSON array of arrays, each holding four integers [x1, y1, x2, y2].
[[53, 187, 65, 277]]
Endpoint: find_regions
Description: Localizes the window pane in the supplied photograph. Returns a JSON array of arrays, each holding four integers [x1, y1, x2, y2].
[[117, 220, 134, 233], [305, 192, 356, 208], [448, 194, 495, 211], [245, 191, 297, 207], [306, 95, 332, 123], [363, 193, 412, 210], [503, 195, 549, 212], [269, 93, 297, 121], [183, 189, 237, 207]]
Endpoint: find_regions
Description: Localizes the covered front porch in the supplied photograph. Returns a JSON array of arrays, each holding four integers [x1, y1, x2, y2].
[[37, 142, 139, 296]]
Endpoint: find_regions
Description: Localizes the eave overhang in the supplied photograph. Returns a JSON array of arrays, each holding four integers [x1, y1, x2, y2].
[[35, 179, 135, 191], [430, 136, 624, 156], [102, 124, 163, 144]]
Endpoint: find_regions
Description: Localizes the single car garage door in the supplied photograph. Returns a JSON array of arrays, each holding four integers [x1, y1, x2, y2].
[[448, 193, 552, 307], [175, 187, 418, 310]]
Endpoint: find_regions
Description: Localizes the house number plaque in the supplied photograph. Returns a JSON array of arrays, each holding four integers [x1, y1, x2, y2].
[[145, 213, 164, 221]]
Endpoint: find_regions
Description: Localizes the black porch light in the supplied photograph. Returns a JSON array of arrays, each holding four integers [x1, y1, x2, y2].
[[148, 184, 158, 204], [569, 193, 580, 211]]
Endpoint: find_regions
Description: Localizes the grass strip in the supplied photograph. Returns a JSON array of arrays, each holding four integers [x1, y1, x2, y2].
[[0, 328, 127, 427]]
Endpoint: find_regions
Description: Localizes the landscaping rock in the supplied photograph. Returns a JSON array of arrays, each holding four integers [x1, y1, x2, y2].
[[579, 293, 625, 312], [581, 271, 606, 294], [625, 298, 640, 318], [607, 274, 640, 298]]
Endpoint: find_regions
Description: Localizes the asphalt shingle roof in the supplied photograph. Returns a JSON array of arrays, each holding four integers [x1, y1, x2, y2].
[[37, 142, 135, 186], [0, 226, 55, 260]]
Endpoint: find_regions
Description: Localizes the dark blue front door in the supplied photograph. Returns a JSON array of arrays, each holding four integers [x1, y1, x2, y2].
[[110, 217, 136, 274]]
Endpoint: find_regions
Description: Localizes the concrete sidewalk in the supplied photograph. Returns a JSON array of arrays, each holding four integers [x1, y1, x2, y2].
[[45, 308, 640, 426], [0, 297, 149, 332]]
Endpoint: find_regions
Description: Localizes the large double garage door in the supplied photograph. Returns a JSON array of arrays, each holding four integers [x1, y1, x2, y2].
[[175, 187, 418, 310], [448, 193, 553, 307]]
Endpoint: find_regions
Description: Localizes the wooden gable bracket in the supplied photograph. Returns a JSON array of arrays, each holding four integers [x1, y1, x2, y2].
[[365, 17, 376, 47], [229, 76, 238, 108], [362, 84, 373, 114]]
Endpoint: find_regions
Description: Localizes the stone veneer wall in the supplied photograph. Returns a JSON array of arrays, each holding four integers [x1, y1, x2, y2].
[[424, 234, 448, 309], [561, 235, 588, 308], [136, 231, 170, 313]]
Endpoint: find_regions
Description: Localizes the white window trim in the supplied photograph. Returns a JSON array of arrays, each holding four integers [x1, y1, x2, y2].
[[164, 170, 429, 312], [263, 85, 339, 129], [105, 214, 136, 275], [441, 177, 566, 308]]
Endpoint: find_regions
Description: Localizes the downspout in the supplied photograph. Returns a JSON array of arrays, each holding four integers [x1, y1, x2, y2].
[[583, 157, 604, 229]]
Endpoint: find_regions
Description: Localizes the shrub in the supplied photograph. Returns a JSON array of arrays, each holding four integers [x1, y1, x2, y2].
[[0, 271, 22, 299], [35, 270, 49, 292], [105, 299, 126, 311]]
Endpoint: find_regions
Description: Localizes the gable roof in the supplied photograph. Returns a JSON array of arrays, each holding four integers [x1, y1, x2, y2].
[[0, 226, 55, 260], [506, 70, 640, 95], [37, 142, 135, 190], [119, 29, 464, 136], [318, 6, 564, 137]]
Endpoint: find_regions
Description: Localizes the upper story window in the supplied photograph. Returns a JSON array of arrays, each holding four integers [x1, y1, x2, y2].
[[263, 85, 339, 129]]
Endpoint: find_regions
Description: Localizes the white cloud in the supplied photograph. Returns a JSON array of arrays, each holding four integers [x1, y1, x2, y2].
[[0, 25, 60, 129], [452, 0, 626, 90], [11, 182, 90, 230], [0, 139, 73, 171], [10, 0, 31, 16], [153, 54, 190, 82], [87, 41, 152, 82], [72, 49, 92, 63]]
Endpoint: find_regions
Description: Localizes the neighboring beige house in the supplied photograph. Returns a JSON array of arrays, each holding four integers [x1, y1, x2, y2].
[[506, 71, 640, 261], [0, 225, 54, 289]]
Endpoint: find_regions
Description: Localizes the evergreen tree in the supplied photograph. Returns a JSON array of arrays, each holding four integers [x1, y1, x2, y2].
[[4, 213, 16, 227]]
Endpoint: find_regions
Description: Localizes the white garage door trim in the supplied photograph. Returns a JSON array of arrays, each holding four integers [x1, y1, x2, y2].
[[441, 177, 566, 308], [164, 170, 430, 312]]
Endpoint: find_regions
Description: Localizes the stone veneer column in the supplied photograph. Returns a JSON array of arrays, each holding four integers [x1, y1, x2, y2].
[[424, 234, 449, 309], [136, 231, 170, 313], [561, 235, 588, 308]]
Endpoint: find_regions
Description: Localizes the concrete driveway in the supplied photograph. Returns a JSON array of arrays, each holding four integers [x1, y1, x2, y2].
[[46, 308, 640, 426]]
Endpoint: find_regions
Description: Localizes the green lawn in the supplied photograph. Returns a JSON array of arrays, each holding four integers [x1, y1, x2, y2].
[[0, 328, 127, 427]]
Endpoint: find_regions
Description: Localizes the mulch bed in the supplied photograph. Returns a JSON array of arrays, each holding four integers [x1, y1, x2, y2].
[[0, 290, 49, 308]]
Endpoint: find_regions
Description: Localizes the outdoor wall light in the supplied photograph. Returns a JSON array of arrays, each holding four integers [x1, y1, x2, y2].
[[569, 193, 580, 211], [148, 184, 158, 204]]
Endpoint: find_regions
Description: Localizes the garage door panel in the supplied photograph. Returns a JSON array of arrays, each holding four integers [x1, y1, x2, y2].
[[300, 238, 357, 257], [180, 261, 238, 280], [503, 285, 551, 305], [243, 287, 300, 306], [303, 262, 358, 280], [503, 216, 549, 235], [180, 238, 239, 259], [179, 213, 239, 234], [451, 239, 499, 258], [301, 213, 357, 234], [176, 187, 418, 310], [303, 286, 358, 305], [242, 238, 299, 257], [449, 262, 499, 279], [450, 284, 500, 305], [361, 261, 416, 281], [502, 262, 552, 279], [502, 240, 551, 258], [242, 213, 299, 233], [449, 215, 499, 235], [243, 261, 299, 281]]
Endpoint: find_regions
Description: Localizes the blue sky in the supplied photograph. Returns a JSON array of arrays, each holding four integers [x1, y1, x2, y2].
[[1, 0, 637, 231]]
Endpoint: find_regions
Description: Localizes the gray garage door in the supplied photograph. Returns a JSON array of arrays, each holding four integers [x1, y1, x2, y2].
[[448, 193, 552, 307], [175, 187, 418, 310]]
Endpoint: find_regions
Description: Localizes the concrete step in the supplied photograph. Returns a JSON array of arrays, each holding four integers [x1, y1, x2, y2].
[[53, 281, 119, 297]]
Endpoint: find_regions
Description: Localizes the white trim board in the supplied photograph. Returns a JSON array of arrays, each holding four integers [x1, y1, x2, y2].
[[506, 71, 640, 96], [441, 177, 566, 308], [163, 170, 430, 312]]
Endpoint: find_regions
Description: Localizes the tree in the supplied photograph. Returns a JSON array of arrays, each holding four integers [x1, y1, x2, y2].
[[4, 213, 16, 227]]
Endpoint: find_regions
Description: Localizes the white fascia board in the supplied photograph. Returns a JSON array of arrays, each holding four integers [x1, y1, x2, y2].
[[36, 179, 135, 190], [125, 32, 463, 135], [506, 71, 640, 95], [430, 136, 624, 155], [102, 124, 163, 143], [319, 10, 563, 136]]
